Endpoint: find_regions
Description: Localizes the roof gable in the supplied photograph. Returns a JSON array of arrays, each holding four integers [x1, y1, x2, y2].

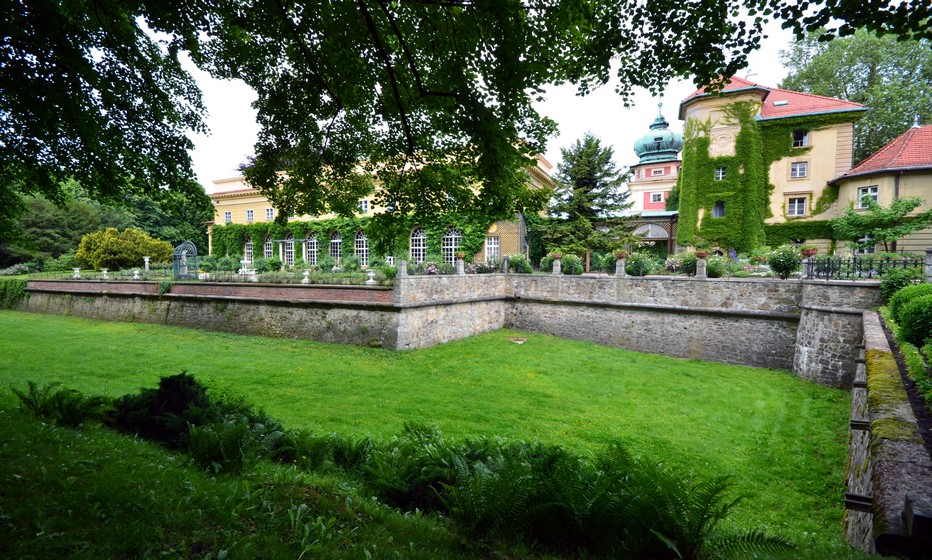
[[838, 125, 932, 180], [679, 76, 865, 121]]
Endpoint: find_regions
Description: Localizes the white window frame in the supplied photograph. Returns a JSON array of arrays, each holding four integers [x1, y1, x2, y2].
[[485, 236, 500, 263], [266, 208, 274, 221], [329, 232, 342, 264], [284, 234, 294, 266], [650, 193, 663, 203], [358, 199, 369, 214], [263, 236, 273, 259], [712, 201, 725, 218], [790, 161, 808, 179], [410, 227, 427, 264], [858, 186, 878, 209], [384, 256, 395, 266], [714, 166, 727, 181], [246, 209, 254, 223], [305, 234, 318, 265], [442, 227, 462, 264], [223, 211, 232, 223], [787, 197, 807, 217], [793, 129, 810, 148], [651, 168, 664, 176], [244, 240, 253, 264], [354, 231, 369, 266], [857, 235, 876, 254]]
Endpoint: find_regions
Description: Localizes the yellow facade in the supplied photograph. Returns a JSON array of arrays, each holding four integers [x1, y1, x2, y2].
[[208, 157, 554, 262]]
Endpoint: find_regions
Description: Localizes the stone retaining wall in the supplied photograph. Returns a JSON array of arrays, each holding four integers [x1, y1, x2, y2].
[[24, 275, 881, 387], [845, 311, 932, 556]]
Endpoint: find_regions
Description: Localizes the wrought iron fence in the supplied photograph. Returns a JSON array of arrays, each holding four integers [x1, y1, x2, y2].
[[803, 256, 924, 280]]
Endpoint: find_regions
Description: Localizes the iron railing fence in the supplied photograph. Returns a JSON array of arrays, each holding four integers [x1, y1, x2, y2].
[[804, 256, 924, 280]]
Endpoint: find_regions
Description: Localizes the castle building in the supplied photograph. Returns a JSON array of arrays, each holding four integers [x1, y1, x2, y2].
[[207, 156, 555, 266], [829, 123, 932, 253], [675, 76, 866, 252]]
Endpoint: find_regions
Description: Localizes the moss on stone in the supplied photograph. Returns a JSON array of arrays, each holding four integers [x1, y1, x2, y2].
[[865, 348, 910, 412], [870, 417, 922, 443]]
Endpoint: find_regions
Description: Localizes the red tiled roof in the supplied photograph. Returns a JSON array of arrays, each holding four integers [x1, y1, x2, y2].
[[836, 125, 932, 180], [679, 76, 865, 121]]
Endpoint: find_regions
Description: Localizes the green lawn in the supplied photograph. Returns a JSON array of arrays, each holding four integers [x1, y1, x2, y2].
[[0, 310, 853, 551]]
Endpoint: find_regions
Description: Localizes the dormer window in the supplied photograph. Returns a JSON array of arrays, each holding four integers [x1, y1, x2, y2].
[[773, 100, 789, 107], [793, 130, 809, 148]]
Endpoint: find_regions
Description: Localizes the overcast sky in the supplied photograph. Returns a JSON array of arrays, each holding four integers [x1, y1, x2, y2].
[[188, 22, 793, 193]]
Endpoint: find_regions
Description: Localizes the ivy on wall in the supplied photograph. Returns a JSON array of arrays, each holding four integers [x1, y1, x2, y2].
[[763, 220, 836, 247], [677, 100, 859, 251], [211, 213, 493, 262]]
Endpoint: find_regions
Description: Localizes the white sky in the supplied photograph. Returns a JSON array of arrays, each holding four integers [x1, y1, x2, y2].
[[188, 22, 793, 193]]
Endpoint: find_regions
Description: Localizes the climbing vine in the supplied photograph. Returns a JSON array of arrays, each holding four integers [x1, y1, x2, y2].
[[211, 213, 492, 262], [677, 101, 861, 251]]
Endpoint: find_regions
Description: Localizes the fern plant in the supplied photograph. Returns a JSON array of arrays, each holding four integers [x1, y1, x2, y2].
[[188, 417, 283, 474], [10, 381, 111, 426]]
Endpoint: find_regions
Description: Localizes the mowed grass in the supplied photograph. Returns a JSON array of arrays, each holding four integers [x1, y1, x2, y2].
[[0, 310, 852, 549]]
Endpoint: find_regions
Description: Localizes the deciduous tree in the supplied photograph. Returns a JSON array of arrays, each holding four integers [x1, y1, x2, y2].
[[780, 29, 932, 163], [3, 0, 930, 246], [831, 197, 932, 253]]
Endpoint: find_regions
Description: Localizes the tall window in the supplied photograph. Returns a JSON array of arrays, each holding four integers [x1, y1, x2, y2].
[[858, 186, 879, 209], [788, 197, 807, 216], [246, 209, 254, 223], [793, 129, 809, 148], [355, 231, 369, 266], [305, 234, 318, 265], [266, 208, 274, 221], [442, 227, 462, 263], [224, 211, 232, 223], [714, 166, 727, 181], [790, 161, 808, 178], [329, 232, 341, 263], [358, 199, 369, 214], [244, 240, 253, 264], [485, 236, 500, 263], [410, 227, 427, 263], [284, 234, 294, 266], [263, 235, 273, 259], [712, 201, 725, 218]]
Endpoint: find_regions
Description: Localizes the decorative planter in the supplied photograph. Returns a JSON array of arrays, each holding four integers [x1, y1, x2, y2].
[[615, 252, 628, 259], [694, 251, 709, 259], [550, 253, 563, 260], [455, 252, 466, 259], [801, 248, 818, 258]]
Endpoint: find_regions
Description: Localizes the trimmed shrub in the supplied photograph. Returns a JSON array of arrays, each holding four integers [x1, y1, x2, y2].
[[561, 254, 584, 275], [75, 227, 172, 270], [880, 268, 922, 303], [625, 252, 654, 276], [506, 254, 532, 274], [899, 294, 932, 347], [769, 245, 801, 279], [539, 255, 554, 272], [889, 283, 932, 324]]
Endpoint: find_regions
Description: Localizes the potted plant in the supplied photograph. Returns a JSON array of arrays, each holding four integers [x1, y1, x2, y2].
[[550, 252, 563, 259], [694, 250, 709, 259], [615, 251, 628, 259], [800, 245, 818, 258], [455, 252, 466, 260]]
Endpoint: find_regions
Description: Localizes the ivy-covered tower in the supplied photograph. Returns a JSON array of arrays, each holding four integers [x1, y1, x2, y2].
[[675, 76, 865, 252], [628, 103, 683, 214]]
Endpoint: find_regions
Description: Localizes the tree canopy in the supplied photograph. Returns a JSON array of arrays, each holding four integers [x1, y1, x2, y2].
[[832, 197, 932, 254], [540, 133, 631, 261], [3, 0, 931, 245], [780, 28, 932, 164]]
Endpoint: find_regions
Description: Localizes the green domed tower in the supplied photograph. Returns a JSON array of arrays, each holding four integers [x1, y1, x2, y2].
[[628, 103, 683, 215]]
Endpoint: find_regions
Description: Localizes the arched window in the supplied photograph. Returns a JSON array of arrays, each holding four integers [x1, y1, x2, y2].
[[442, 227, 461, 263], [263, 235, 273, 259], [354, 231, 369, 266], [244, 239, 253, 264], [410, 227, 427, 263], [284, 233, 294, 266], [305, 234, 318, 265], [329, 232, 342, 263], [713, 201, 725, 218]]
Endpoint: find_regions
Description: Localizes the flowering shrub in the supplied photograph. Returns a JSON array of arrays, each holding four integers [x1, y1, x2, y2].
[[422, 262, 441, 275], [664, 256, 682, 274], [625, 252, 654, 276], [768, 245, 801, 279], [466, 261, 499, 274]]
